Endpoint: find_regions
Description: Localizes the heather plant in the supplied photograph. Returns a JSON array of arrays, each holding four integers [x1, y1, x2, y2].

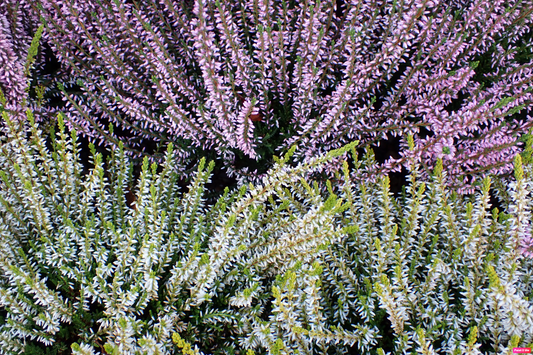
[[0, 0, 36, 111], [0, 0, 66, 127], [1, 107, 533, 354], [2, 0, 531, 189]]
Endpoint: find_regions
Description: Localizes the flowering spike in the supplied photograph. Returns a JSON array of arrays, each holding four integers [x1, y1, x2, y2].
[[515, 154, 524, 182]]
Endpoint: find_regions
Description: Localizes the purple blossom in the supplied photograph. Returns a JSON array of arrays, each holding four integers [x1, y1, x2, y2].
[[429, 137, 456, 160], [4, 0, 533, 186]]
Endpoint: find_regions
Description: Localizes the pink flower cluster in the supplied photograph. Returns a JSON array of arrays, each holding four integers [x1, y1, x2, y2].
[[0, 0, 33, 120], [2, 0, 533, 187]]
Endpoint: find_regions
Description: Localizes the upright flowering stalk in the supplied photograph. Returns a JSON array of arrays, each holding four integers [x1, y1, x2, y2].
[[10, 0, 533, 186], [0, 0, 69, 129], [0, 10, 26, 112], [508, 155, 532, 257], [0, 1, 40, 120]]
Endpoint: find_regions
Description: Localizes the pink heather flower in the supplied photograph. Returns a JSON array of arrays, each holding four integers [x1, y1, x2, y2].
[[235, 98, 257, 160], [11, 0, 531, 186], [521, 230, 533, 258], [0, 11, 28, 109], [431, 138, 456, 160]]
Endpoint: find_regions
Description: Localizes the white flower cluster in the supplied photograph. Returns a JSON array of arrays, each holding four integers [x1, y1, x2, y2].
[[1, 108, 533, 354]]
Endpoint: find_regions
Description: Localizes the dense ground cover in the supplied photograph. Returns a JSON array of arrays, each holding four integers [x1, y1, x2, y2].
[[1, 0, 533, 354]]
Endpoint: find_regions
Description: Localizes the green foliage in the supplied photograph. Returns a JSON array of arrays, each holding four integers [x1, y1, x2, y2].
[[24, 24, 44, 79]]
